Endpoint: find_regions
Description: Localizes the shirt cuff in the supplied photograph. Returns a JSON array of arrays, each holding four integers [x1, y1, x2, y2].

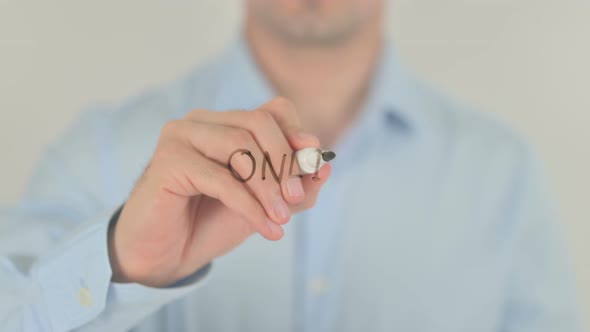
[[107, 262, 211, 305], [31, 211, 212, 331]]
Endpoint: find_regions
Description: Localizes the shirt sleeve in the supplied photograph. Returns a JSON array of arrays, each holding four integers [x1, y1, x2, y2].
[[500, 146, 585, 332], [0, 106, 211, 332]]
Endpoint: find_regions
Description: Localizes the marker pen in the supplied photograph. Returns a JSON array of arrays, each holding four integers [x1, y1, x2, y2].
[[295, 147, 336, 175]]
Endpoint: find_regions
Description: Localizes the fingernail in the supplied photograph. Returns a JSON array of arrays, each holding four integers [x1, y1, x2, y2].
[[273, 197, 291, 220], [287, 177, 305, 198], [266, 219, 283, 235]]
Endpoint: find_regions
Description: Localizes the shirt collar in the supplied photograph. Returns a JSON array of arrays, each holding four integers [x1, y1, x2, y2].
[[211, 35, 425, 135], [362, 40, 427, 135]]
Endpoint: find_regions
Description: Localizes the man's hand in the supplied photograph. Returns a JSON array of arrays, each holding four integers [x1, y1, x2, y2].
[[107, 97, 332, 287]]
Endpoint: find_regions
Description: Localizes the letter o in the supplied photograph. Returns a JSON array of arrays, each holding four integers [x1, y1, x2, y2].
[[227, 149, 256, 183]]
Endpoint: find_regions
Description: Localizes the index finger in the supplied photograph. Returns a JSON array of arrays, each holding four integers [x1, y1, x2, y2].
[[257, 97, 320, 150]]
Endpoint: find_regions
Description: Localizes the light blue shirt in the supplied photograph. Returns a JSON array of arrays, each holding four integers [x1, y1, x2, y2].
[[0, 36, 584, 331]]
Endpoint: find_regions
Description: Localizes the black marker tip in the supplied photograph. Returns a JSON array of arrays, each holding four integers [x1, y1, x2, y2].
[[321, 151, 336, 162]]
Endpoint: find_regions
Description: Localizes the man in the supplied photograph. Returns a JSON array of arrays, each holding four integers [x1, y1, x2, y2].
[[0, 0, 583, 331]]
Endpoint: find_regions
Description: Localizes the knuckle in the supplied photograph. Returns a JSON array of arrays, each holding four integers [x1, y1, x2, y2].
[[157, 140, 182, 155], [271, 96, 295, 111], [250, 109, 275, 126], [227, 127, 253, 146], [154, 139, 183, 161], [160, 120, 183, 137]]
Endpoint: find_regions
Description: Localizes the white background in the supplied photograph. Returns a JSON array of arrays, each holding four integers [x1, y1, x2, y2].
[[1, 0, 589, 324]]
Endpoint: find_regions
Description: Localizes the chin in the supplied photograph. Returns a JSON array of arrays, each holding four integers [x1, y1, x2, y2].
[[250, 0, 381, 45]]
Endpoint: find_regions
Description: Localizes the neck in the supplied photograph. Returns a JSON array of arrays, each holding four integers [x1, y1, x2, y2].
[[245, 17, 384, 147]]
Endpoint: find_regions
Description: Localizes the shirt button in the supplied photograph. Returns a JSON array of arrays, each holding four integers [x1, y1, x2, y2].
[[78, 287, 93, 307], [309, 278, 329, 295]]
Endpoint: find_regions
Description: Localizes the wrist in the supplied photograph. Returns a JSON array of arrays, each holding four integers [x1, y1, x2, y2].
[[106, 205, 130, 283]]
